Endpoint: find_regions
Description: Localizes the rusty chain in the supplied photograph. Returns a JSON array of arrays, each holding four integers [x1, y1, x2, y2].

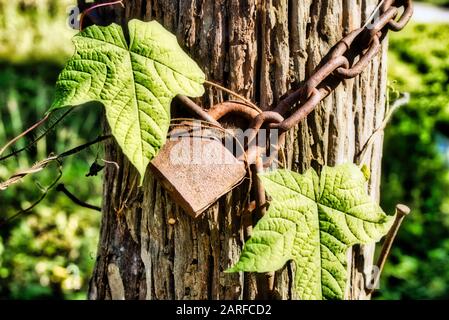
[[253, 0, 414, 132], [242, 0, 413, 297]]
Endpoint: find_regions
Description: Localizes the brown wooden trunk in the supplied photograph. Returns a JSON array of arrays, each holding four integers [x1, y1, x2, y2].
[[87, 0, 387, 300]]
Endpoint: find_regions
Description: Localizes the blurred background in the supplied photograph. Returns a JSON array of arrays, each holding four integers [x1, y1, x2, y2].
[[0, 0, 101, 299], [0, 0, 448, 300]]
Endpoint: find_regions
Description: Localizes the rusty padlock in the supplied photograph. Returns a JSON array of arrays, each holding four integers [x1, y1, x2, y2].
[[150, 102, 260, 218]]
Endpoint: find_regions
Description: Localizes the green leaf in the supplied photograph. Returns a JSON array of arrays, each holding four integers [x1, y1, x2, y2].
[[49, 20, 205, 181], [228, 163, 393, 300]]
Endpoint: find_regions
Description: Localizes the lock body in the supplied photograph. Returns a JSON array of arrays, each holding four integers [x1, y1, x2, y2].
[[150, 127, 246, 218]]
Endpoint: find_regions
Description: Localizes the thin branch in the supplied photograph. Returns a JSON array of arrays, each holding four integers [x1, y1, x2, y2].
[[56, 184, 101, 212], [0, 113, 50, 157], [58, 135, 111, 159], [0, 156, 58, 190], [115, 175, 138, 215], [356, 93, 410, 165], [0, 108, 74, 162], [362, 0, 387, 29], [101, 159, 120, 170], [204, 80, 262, 113], [0, 135, 111, 190], [0, 163, 63, 228]]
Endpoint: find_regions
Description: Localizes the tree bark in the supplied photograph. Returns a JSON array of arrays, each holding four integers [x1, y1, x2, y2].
[[88, 0, 387, 300]]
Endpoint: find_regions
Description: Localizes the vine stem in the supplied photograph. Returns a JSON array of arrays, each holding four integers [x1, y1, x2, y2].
[[0, 113, 50, 157], [0, 135, 111, 191], [101, 159, 120, 170], [356, 93, 410, 165], [204, 80, 262, 113], [0, 108, 74, 162], [79, 0, 125, 31], [56, 183, 101, 212], [0, 163, 63, 228]]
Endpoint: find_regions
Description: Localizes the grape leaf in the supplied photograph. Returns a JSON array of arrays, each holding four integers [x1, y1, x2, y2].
[[49, 20, 205, 181], [228, 163, 393, 300]]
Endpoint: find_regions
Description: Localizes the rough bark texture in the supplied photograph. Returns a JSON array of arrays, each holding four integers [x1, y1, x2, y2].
[[87, 0, 387, 300]]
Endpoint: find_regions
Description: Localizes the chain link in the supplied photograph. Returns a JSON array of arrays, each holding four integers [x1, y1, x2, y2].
[[258, 0, 414, 132], [382, 0, 414, 31]]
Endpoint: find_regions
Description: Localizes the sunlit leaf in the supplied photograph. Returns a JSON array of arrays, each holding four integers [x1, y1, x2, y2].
[[50, 20, 205, 181], [228, 164, 393, 300]]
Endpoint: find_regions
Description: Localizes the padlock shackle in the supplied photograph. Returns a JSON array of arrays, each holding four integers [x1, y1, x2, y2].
[[176, 95, 221, 126], [207, 101, 260, 122], [241, 111, 284, 155]]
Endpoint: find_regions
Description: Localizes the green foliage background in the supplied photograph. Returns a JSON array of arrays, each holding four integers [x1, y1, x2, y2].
[[379, 23, 449, 299], [0, 0, 101, 300], [0, 1, 448, 299], [421, 0, 449, 6]]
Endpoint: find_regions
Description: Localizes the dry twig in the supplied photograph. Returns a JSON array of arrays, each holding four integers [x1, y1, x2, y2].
[[357, 93, 410, 165]]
